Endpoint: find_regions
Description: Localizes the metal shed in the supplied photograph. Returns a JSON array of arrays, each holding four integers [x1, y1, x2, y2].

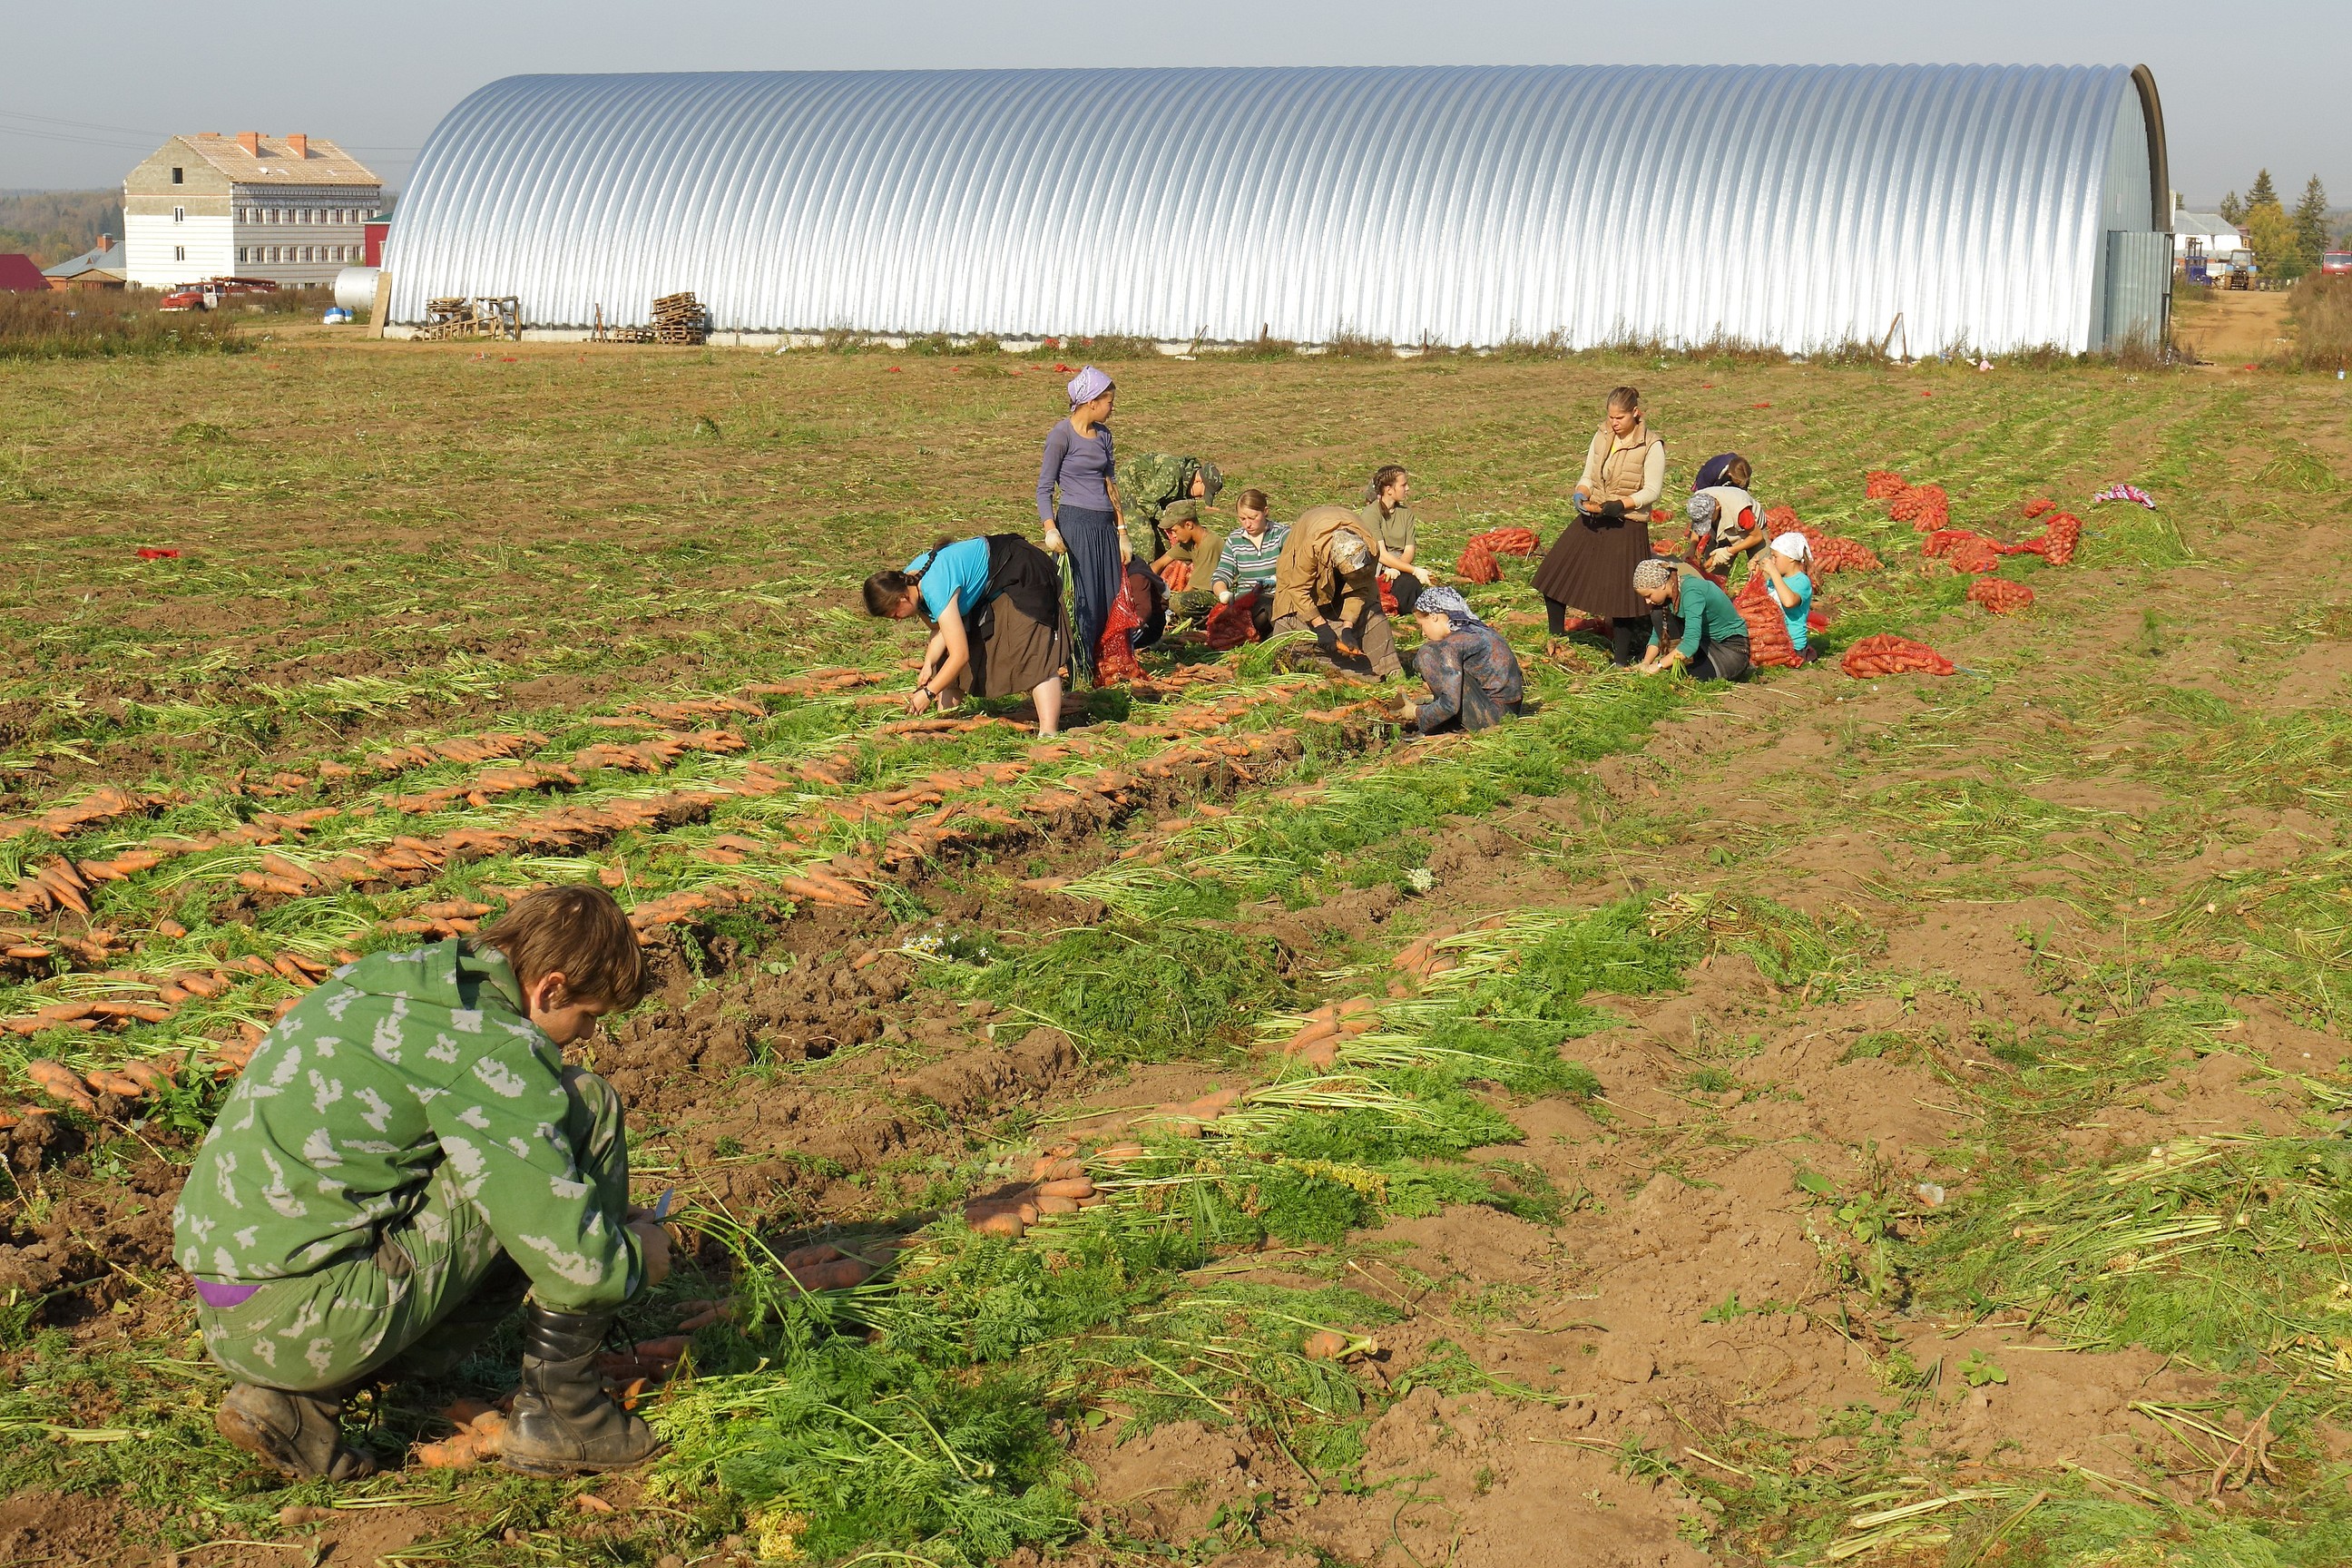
[[386, 64, 2171, 354]]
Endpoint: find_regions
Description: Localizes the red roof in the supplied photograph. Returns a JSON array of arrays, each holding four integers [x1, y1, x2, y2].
[[0, 254, 48, 292]]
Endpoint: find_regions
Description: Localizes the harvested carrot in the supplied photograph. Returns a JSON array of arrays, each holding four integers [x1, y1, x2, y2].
[[84, 1070, 145, 1100], [1096, 1142, 1146, 1165], [25, 1060, 97, 1114], [968, 1210, 1025, 1238], [1301, 1330, 1349, 1360], [1037, 1176, 1095, 1200], [778, 1243, 843, 1270], [1034, 1194, 1080, 1216], [633, 1336, 691, 1361]]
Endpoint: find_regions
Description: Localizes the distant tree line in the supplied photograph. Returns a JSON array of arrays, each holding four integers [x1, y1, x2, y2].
[[0, 190, 118, 269], [2216, 172, 2342, 279]]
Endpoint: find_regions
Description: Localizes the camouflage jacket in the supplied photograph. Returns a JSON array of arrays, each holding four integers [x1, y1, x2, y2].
[[172, 940, 642, 1313], [1117, 452, 1196, 531]]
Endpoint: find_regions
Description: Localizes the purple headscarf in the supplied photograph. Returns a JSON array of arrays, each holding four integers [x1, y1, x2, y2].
[[1066, 365, 1114, 408]]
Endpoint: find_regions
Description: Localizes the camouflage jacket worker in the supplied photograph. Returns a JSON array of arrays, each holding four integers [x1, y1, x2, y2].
[[172, 940, 643, 1315], [1117, 453, 1223, 552]]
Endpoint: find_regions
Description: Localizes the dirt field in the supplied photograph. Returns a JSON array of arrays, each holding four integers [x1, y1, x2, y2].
[[2171, 287, 2297, 364], [1, 336, 2350, 1568]]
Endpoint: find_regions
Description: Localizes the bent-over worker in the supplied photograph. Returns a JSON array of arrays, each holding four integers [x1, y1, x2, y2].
[[174, 887, 670, 1481], [1120, 452, 1224, 559], [1399, 585, 1524, 733], [865, 534, 1069, 737], [1632, 557, 1750, 681], [1270, 504, 1404, 679]]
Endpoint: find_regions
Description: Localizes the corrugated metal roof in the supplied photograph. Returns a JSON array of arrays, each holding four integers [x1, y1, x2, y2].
[[388, 64, 2167, 353]]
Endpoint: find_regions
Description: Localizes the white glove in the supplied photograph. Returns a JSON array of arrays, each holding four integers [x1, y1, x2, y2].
[[1117, 529, 1134, 564], [1214, 585, 1231, 603], [1043, 526, 1067, 556]]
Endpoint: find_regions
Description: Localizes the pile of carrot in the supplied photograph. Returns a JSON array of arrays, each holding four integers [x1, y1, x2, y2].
[[1867, 471, 1952, 531], [633, 694, 767, 725], [1730, 577, 1808, 669], [1762, 505, 1881, 573], [412, 1400, 511, 1469], [745, 668, 885, 698], [1157, 560, 1193, 593], [572, 730, 746, 774], [1268, 998, 1380, 1070], [1967, 577, 2036, 614], [0, 786, 175, 846], [1467, 527, 1541, 556], [363, 730, 548, 777], [2022, 497, 2057, 519], [1455, 541, 1502, 584], [1841, 634, 1955, 678]]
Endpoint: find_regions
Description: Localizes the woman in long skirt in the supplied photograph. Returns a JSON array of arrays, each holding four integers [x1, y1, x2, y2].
[[1037, 366, 1128, 684], [1532, 385, 1667, 665], [865, 534, 1069, 737]]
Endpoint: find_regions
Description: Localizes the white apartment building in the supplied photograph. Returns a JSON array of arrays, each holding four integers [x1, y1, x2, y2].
[[123, 132, 382, 290]]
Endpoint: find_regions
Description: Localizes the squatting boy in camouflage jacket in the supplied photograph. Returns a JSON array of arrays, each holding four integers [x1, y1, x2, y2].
[[173, 886, 671, 1480]]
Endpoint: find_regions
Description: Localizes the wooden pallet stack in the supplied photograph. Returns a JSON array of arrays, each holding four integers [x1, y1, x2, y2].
[[652, 291, 708, 345]]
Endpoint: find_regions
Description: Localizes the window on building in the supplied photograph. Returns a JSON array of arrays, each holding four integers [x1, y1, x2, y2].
[[172, 166, 183, 184], [173, 245, 185, 262], [236, 247, 246, 264], [172, 206, 184, 223]]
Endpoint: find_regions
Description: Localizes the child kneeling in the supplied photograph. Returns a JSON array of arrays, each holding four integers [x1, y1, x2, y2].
[[174, 886, 671, 1480]]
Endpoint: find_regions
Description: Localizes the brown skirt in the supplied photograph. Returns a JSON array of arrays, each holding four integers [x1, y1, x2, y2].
[[951, 587, 1068, 699], [1531, 514, 1656, 620]]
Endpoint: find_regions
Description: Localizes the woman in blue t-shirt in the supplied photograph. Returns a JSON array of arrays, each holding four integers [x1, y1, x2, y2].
[[862, 534, 1068, 736], [1758, 531, 1817, 662]]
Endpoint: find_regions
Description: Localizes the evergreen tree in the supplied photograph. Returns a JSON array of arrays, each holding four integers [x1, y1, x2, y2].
[[2219, 191, 2245, 226], [2292, 175, 2329, 269], [2247, 169, 2278, 209]]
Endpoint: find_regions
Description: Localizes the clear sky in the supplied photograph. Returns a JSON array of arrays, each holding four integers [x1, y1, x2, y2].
[[3, 0, 2344, 211]]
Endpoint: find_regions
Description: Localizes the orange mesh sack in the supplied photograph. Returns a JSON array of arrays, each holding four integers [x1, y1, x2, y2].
[[1968, 577, 2034, 614], [1455, 542, 1502, 584], [1730, 576, 1807, 670], [1095, 575, 1145, 683], [1840, 634, 1954, 678], [1204, 588, 1262, 650]]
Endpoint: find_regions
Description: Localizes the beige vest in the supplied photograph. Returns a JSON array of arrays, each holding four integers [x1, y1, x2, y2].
[[1588, 421, 1662, 505]]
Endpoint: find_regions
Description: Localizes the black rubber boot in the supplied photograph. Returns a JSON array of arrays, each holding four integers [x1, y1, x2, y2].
[[1608, 618, 1646, 666], [385, 1258, 529, 1381], [499, 1303, 663, 1477], [1544, 596, 1570, 637], [216, 1381, 379, 1481]]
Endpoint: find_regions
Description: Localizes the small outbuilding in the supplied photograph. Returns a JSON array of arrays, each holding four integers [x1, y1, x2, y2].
[[42, 235, 126, 290], [0, 254, 48, 292]]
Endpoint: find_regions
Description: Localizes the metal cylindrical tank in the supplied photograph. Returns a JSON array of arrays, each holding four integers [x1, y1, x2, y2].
[[333, 267, 380, 313]]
